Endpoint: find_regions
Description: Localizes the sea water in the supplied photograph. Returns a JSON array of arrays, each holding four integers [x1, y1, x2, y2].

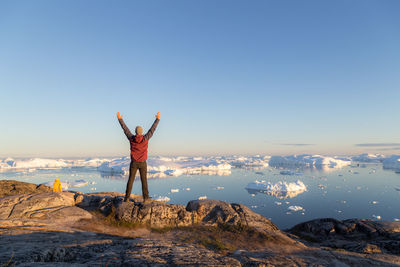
[[1, 163, 399, 229]]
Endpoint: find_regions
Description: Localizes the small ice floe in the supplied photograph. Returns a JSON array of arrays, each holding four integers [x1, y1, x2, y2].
[[275, 201, 282, 206], [90, 181, 97, 185], [371, 201, 378, 204], [285, 201, 290, 205], [336, 210, 342, 214], [288, 206, 304, 212], [198, 196, 207, 200], [250, 194, 256, 197], [340, 200, 347, 204], [318, 184, 326, 190], [251, 205, 258, 209], [372, 215, 382, 220], [70, 179, 89, 188], [90, 187, 96, 191], [170, 189, 179, 193], [185, 188, 191, 191], [155, 196, 171, 202], [356, 186, 362, 190], [215, 186, 224, 190]]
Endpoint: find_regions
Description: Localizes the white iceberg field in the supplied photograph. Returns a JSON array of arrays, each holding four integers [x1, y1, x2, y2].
[[0, 157, 111, 171], [0, 155, 270, 177], [246, 180, 307, 199], [2, 153, 400, 177], [97, 156, 233, 178]]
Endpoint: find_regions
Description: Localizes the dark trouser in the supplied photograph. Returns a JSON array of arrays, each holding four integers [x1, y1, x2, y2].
[[124, 161, 149, 202]]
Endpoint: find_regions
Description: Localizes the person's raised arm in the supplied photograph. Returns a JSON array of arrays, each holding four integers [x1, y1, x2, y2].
[[144, 112, 161, 140], [117, 112, 133, 139]]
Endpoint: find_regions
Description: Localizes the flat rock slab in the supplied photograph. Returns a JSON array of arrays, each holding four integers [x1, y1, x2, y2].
[[1, 228, 400, 267], [0, 180, 51, 198], [0, 229, 241, 266], [0, 192, 92, 230], [0, 192, 76, 219]]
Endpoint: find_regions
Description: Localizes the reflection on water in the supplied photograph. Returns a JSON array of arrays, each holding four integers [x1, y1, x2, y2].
[[246, 188, 307, 199]]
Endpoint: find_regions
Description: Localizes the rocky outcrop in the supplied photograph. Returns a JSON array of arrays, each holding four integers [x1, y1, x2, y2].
[[115, 200, 279, 232], [1, 181, 400, 266], [289, 218, 400, 255], [0, 180, 51, 198]]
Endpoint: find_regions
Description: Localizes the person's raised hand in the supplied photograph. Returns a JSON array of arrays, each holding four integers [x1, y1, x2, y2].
[[156, 112, 161, 119], [117, 112, 122, 119]]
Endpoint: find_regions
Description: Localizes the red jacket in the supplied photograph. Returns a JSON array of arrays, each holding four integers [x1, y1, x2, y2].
[[118, 118, 159, 161]]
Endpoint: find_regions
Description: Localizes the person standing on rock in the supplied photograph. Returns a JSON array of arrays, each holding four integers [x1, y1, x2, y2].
[[117, 111, 161, 202]]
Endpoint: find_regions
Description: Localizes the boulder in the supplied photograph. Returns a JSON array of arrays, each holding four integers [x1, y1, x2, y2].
[[290, 218, 400, 240], [186, 200, 279, 232], [115, 199, 282, 235], [290, 218, 400, 255]]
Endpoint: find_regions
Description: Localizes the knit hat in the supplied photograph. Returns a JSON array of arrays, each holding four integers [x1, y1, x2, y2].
[[135, 126, 143, 135]]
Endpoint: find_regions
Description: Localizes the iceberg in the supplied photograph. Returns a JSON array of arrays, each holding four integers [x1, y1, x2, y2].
[[97, 157, 130, 174], [228, 155, 270, 169], [245, 180, 307, 199], [352, 153, 385, 163], [382, 155, 400, 171], [269, 154, 351, 169]]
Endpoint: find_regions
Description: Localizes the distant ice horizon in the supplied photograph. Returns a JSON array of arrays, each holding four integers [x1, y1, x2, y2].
[[1, 153, 399, 178]]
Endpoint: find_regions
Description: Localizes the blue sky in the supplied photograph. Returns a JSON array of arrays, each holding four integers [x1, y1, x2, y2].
[[1, 0, 399, 157]]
